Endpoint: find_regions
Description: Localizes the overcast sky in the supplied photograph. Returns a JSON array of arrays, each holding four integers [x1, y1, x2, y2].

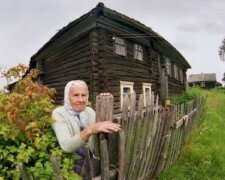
[[1, 0, 225, 89]]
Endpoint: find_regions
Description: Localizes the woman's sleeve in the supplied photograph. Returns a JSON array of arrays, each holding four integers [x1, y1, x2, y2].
[[52, 109, 86, 153]]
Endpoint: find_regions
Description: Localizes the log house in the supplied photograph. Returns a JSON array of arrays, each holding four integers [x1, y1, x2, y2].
[[28, 2, 191, 113]]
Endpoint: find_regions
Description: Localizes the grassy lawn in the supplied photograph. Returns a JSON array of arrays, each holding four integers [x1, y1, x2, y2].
[[159, 88, 225, 180]]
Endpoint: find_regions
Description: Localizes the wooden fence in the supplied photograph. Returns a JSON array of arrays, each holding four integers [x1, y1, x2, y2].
[[92, 92, 203, 180], [19, 92, 203, 180]]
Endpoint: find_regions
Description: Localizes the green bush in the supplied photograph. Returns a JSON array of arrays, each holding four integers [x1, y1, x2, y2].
[[0, 65, 81, 179], [170, 87, 203, 105]]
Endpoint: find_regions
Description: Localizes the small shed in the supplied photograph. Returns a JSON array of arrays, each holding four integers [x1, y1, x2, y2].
[[28, 2, 191, 113], [188, 73, 218, 89]]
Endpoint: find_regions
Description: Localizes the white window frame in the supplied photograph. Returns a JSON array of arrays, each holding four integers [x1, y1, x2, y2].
[[179, 69, 183, 82], [120, 81, 134, 110], [134, 44, 143, 61], [165, 58, 171, 76], [174, 64, 178, 79], [142, 83, 152, 106], [114, 37, 126, 56]]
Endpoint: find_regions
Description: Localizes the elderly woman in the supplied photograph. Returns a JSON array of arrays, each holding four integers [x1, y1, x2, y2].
[[52, 80, 121, 178]]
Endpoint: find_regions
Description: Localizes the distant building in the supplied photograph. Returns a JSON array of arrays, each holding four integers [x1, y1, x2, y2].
[[188, 73, 221, 89]]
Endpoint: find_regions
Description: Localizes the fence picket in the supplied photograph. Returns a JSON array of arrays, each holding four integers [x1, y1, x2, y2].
[[118, 130, 125, 180], [123, 92, 136, 179]]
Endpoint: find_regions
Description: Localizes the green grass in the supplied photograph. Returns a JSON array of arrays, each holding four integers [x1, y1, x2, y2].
[[159, 88, 225, 180]]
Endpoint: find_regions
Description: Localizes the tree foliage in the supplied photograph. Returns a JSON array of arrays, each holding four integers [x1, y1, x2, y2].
[[0, 65, 81, 179], [219, 38, 225, 61], [222, 73, 225, 83]]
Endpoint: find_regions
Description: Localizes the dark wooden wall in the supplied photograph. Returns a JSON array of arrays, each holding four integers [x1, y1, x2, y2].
[[33, 26, 187, 112], [90, 28, 161, 113], [168, 77, 184, 96], [36, 34, 94, 105]]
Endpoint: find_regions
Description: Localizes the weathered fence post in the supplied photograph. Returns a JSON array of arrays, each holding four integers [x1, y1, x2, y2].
[[153, 105, 175, 177], [122, 92, 136, 180], [50, 156, 64, 180], [84, 145, 94, 179], [95, 94, 114, 180], [18, 163, 31, 180], [118, 130, 125, 180], [118, 94, 129, 180]]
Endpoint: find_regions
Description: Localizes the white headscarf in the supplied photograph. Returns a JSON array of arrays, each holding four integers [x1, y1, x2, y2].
[[64, 80, 89, 115]]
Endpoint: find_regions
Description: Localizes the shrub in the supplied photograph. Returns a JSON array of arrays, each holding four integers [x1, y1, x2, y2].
[[0, 65, 80, 179], [170, 87, 203, 105]]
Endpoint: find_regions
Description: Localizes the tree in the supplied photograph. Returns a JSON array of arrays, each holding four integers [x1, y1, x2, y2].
[[222, 72, 225, 83], [219, 38, 225, 61]]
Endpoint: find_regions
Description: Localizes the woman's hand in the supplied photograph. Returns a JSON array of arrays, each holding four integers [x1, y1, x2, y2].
[[89, 121, 121, 134], [80, 121, 121, 142], [81, 93, 120, 142]]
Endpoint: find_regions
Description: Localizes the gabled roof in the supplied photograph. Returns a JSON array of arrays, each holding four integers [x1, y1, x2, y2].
[[30, 2, 191, 69], [188, 73, 217, 82]]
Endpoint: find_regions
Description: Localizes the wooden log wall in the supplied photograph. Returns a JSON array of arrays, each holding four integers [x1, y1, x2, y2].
[[33, 24, 187, 108], [168, 77, 185, 96], [93, 27, 161, 113], [158, 54, 186, 97], [35, 33, 94, 104]]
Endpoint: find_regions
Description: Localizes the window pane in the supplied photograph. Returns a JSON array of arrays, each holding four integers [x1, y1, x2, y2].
[[123, 87, 131, 94], [142, 83, 152, 106], [115, 37, 126, 56], [166, 58, 171, 75], [116, 45, 126, 56], [115, 37, 125, 45], [120, 81, 134, 110], [134, 44, 143, 61], [180, 69, 183, 82], [173, 64, 178, 79], [145, 88, 150, 93]]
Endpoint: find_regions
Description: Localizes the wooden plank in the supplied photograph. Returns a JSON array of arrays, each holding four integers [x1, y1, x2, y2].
[[95, 95, 113, 122], [84, 145, 93, 179], [174, 107, 197, 129], [148, 108, 165, 177], [118, 130, 125, 180], [141, 96, 159, 178], [123, 92, 136, 179], [18, 163, 31, 180], [92, 169, 117, 180], [136, 93, 155, 179], [95, 94, 114, 179], [132, 103, 155, 179], [154, 105, 175, 176], [127, 94, 143, 179], [121, 94, 129, 131], [100, 139, 110, 180]]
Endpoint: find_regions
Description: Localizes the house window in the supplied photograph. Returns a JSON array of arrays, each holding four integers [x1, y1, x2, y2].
[[134, 44, 143, 61], [142, 83, 152, 106], [165, 58, 171, 76], [120, 81, 134, 110], [179, 69, 183, 82], [114, 37, 126, 56], [174, 64, 178, 79]]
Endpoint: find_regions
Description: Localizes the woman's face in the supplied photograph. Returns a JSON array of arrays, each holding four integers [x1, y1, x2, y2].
[[69, 84, 88, 112]]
